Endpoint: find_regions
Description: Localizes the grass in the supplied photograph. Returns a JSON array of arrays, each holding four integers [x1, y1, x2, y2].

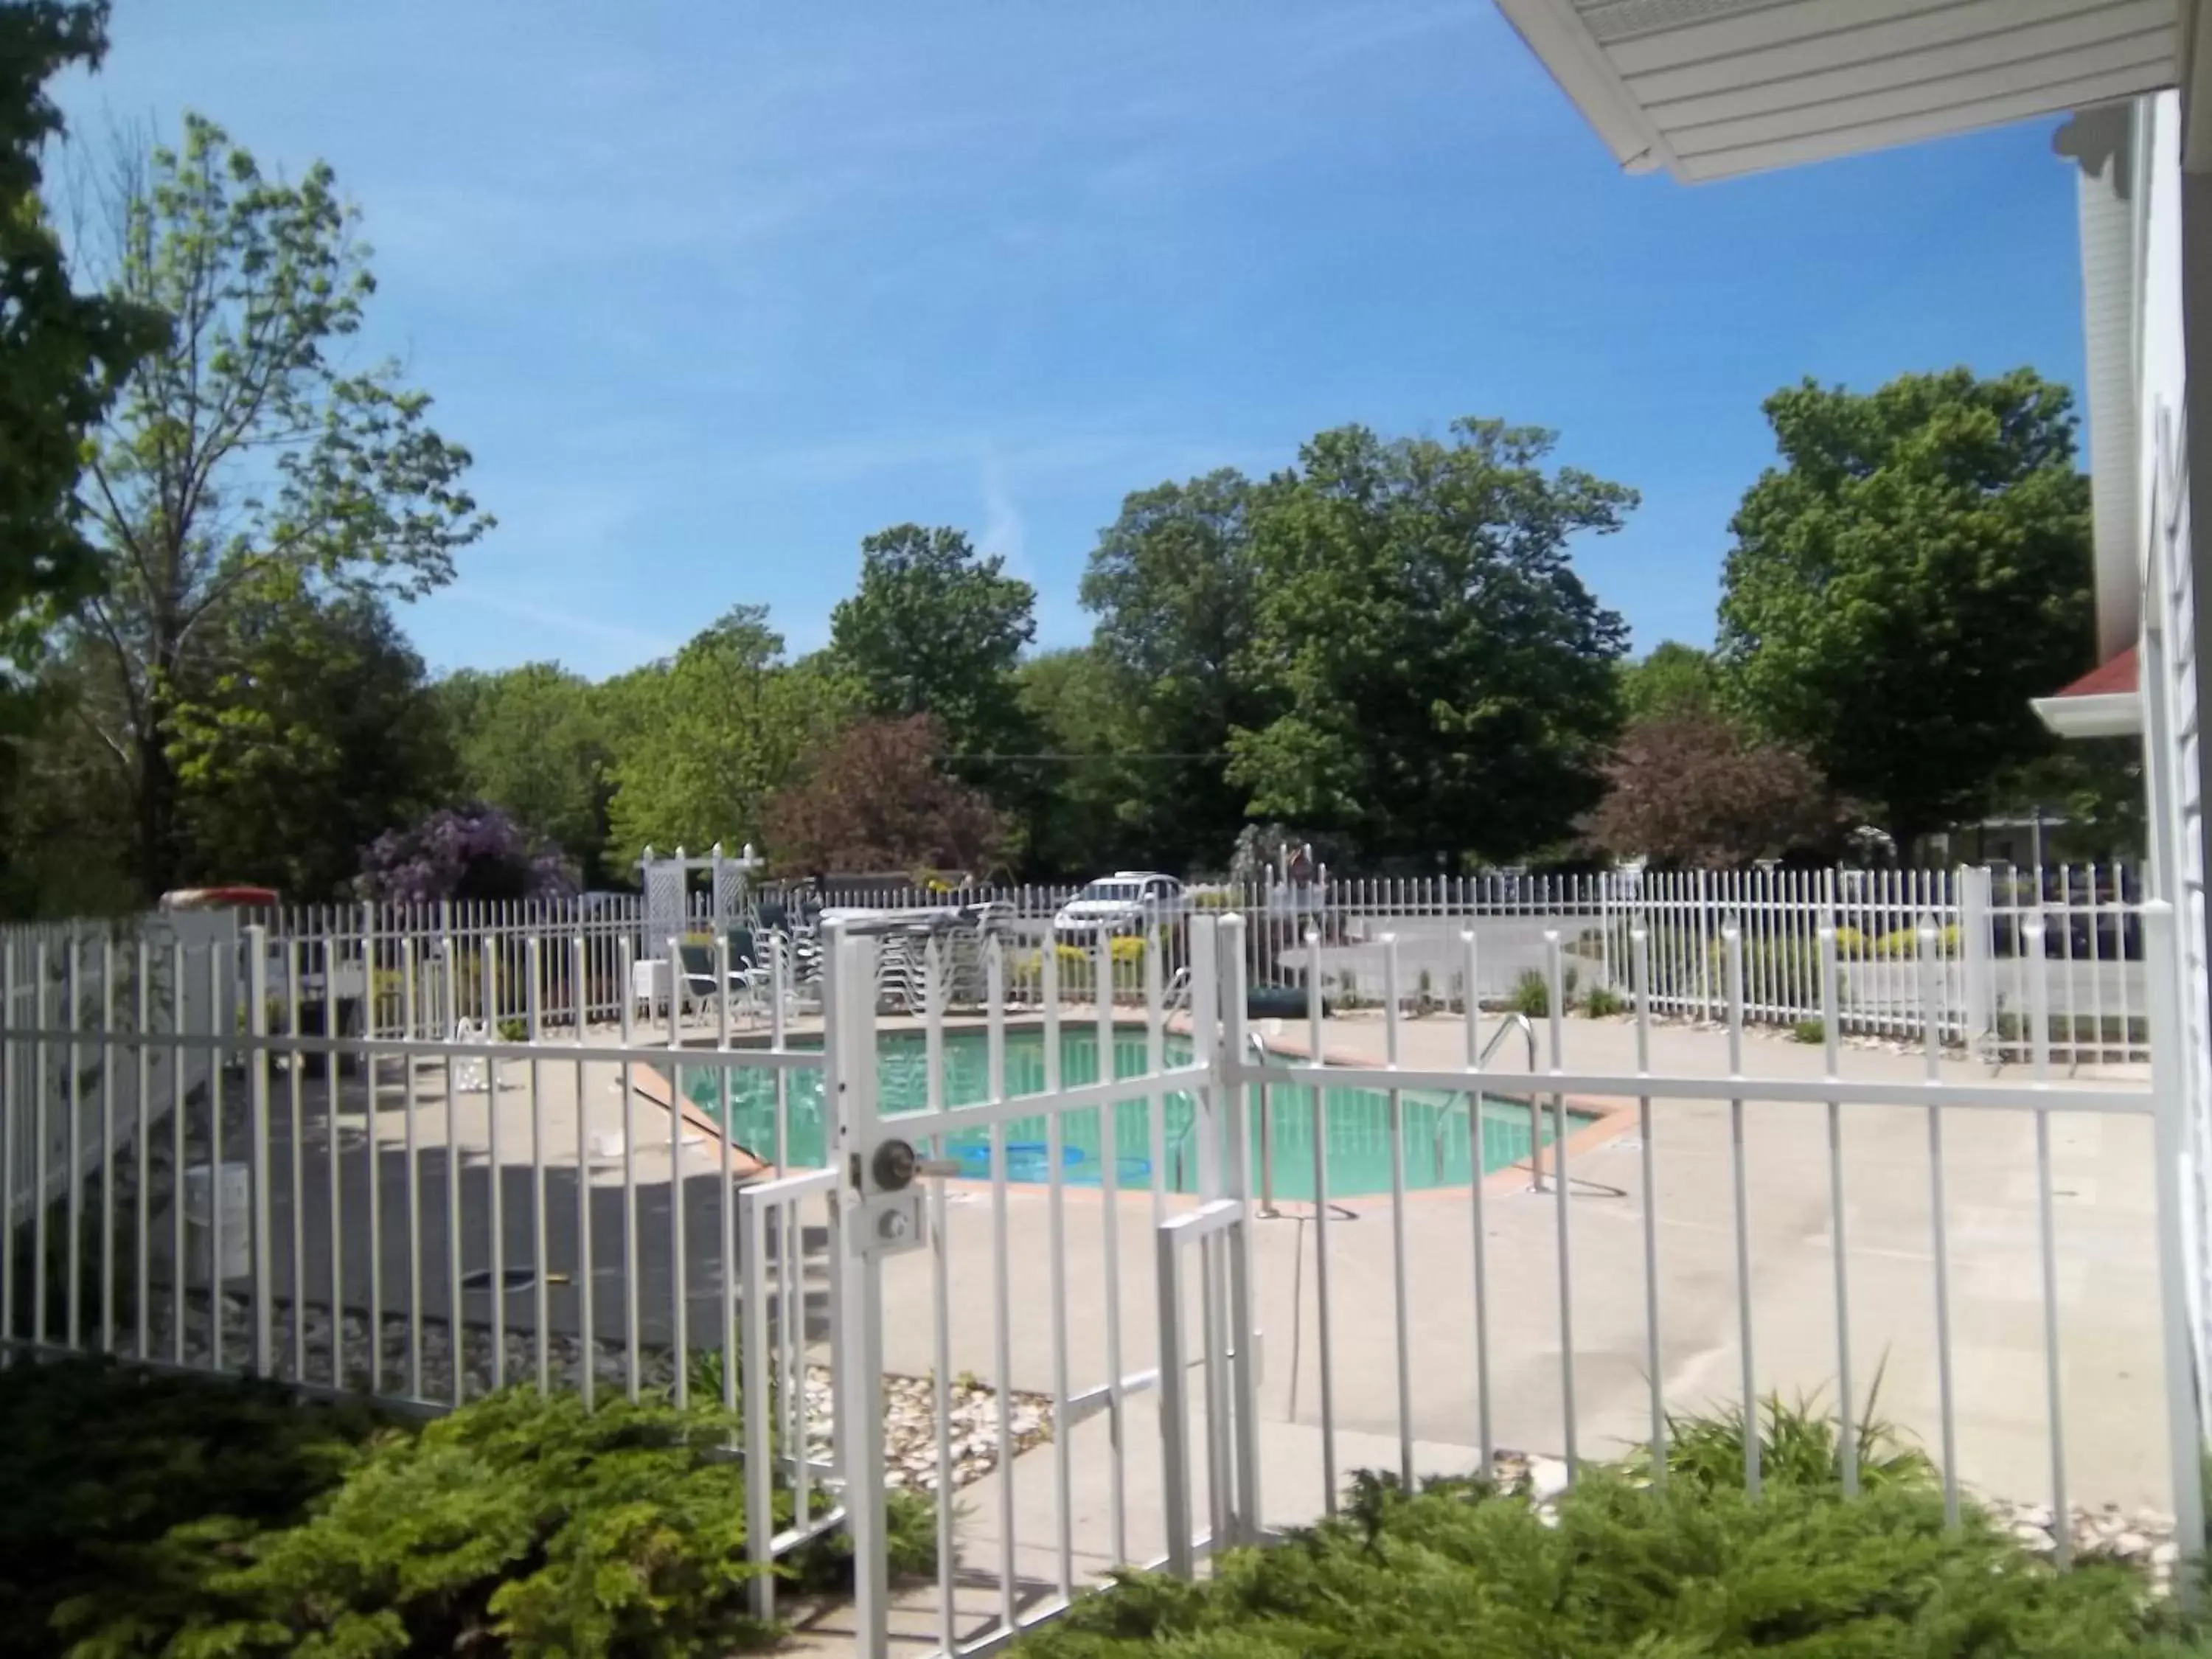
[[1508, 966, 1577, 1019], [1622, 1368, 1936, 1495]]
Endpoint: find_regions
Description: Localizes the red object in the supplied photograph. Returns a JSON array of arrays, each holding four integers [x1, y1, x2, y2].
[[2048, 646, 2138, 699], [159, 886, 280, 912]]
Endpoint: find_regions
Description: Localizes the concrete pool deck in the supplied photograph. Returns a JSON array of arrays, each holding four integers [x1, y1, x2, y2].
[[217, 1007, 2171, 1651], [783, 1009, 2172, 1650]]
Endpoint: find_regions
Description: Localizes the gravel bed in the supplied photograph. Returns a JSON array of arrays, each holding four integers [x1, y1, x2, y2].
[[142, 1292, 1051, 1492]]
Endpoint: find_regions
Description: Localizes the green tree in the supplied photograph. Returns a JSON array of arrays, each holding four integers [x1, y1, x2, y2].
[[1079, 470, 1266, 871], [602, 609, 855, 867], [1230, 420, 1634, 862], [0, 1, 163, 749], [1987, 739, 2145, 866], [68, 114, 488, 899], [1717, 367, 2093, 845], [435, 664, 613, 883], [166, 582, 455, 897], [829, 524, 1038, 789], [1620, 641, 1718, 720], [1015, 647, 1150, 875]]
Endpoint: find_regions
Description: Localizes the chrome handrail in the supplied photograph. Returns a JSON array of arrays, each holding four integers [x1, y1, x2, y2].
[[1161, 964, 1192, 1013], [1432, 1014, 1540, 1183], [1169, 1029, 1270, 1192]]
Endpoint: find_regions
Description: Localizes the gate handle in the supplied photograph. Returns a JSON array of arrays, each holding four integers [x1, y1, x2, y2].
[[872, 1139, 963, 1191]]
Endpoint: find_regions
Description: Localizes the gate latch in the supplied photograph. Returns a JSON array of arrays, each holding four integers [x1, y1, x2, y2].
[[871, 1138, 961, 1192]]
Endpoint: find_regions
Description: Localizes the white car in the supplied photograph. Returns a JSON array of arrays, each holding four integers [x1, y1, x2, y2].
[[1052, 872, 1183, 939]]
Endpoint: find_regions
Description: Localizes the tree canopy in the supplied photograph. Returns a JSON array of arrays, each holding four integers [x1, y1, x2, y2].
[[1620, 641, 1719, 721], [1079, 470, 1263, 870], [1717, 367, 2093, 845], [1587, 707, 1847, 870], [601, 609, 855, 868], [1228, 420, 1634, 862], [66, 114, 488, 897], [763, 714, 1009, 877], [0, 1, 163, 743], [433, 664, 613, 886], [830, 524, 1036, 759]]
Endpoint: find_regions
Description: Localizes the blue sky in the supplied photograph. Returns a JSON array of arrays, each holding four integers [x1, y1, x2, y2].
[[60, 1, 2088, 680]]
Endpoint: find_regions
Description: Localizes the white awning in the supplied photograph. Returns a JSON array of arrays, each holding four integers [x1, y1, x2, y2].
[[1495, 0, 2184, 183], [2033, 689, 2143, 737]]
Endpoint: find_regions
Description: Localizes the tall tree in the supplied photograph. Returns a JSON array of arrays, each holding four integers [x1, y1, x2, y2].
[[1079, 470, 1266, 870], [1015, 647, 1150, 876], [1619, 641, 1719, 720], [165, 582, 454, 897], [69, 114, 488, 898], [1230, 420, 1633, 863], [1717, 367, 2093, 845], [829, 523, 1037, 787], [0, 1, 162, 744], [435, 663, 613, 884], [602, 608, 855, 867], [763, 714, 1009, 877]]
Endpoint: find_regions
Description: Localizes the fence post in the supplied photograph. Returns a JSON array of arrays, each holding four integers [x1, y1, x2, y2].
[[245, 926, 274, 1378], [2141, 900, 2208, 1599], [825, 922, 891, 1658], [1958, 866, 1994, 1059]]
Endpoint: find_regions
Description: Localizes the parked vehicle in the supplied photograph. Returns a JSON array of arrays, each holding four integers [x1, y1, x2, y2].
[[1053, 872, 1184, 938]]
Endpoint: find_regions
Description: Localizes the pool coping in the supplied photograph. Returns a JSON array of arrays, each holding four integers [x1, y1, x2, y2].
[[639, 1014, 1638, 1209], [1244, 1023, 1641, 1213]]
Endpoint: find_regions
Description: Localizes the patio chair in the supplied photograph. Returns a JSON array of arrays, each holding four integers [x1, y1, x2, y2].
[[675, 941, 768, 1024]]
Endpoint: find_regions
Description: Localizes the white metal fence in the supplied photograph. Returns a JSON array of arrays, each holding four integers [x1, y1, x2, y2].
[[0, 884, 2193, 1655], [52, 864, 2139, 1065], [824, 910, 2197, 1655], [799, 863, 2149, 1065]]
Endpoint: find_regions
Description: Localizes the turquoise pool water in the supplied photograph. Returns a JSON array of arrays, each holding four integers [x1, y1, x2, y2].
[[679, 1026, 1580, 1200]]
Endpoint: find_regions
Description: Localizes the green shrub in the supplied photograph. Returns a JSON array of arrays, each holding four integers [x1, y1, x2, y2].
[[1017, 1470, 2185, 1658], [163, 1390, 783, 1656], [10, 1363, 934, 1658], [1792, 1017, 1826, 1044], [1581, 985, 1627, 1018], [1508, 967, 1575, 1018], [1621, 1376, 1935, 1496], [0, 1359, 386, 1659], [1875, 924, 1961, 959]]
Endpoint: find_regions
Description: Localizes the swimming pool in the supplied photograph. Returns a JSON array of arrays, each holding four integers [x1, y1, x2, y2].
[[679, 1026, 1583, 1200]]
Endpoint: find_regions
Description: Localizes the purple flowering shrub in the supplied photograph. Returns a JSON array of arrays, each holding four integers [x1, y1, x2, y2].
[[358, 804, 576, 905]]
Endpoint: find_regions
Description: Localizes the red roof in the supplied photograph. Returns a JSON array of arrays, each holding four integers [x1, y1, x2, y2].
[[2050, 645, 2138, 698]]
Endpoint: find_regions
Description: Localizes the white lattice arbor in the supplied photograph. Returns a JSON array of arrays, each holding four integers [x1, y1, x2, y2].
[[634, 844, 765, 953]]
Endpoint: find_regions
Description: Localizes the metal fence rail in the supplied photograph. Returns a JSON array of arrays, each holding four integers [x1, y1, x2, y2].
[[0, 920, 841, 1594], [0, 885, 2194, 1657]]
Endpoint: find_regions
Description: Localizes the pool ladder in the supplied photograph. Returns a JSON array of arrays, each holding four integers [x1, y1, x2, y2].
[[1168, 1029, 1271, 1194], [1431, 1014, 1543, 1188]]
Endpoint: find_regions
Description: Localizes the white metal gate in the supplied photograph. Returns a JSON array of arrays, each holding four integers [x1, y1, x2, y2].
[[827, 915, 1252, 1658]]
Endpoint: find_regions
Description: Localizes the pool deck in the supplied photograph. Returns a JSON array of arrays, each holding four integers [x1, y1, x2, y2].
[[801, 1010, 2171, 1651], [226, 1008, 2169, 1653]]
